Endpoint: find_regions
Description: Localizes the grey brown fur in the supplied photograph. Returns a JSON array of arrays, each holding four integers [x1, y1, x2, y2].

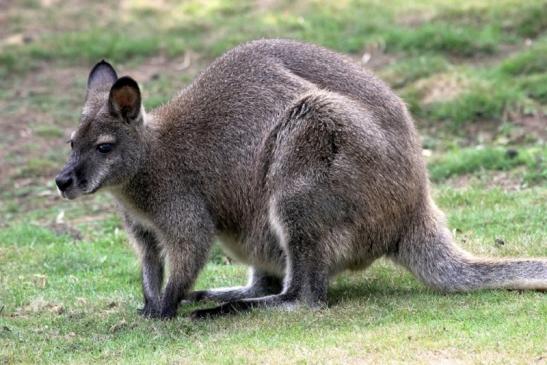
[[56, 39, 547, 319]]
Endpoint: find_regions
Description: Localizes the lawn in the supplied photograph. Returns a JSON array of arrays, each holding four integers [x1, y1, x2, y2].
[[0, 0, 546, 364]]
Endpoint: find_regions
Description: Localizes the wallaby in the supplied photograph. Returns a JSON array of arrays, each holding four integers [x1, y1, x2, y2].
[[55, 39, 546, 319]]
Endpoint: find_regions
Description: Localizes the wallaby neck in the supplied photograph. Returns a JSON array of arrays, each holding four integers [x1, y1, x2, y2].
[[108, 123, 158, 213]]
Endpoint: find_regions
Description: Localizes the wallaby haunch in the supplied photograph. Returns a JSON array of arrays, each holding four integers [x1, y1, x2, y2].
[[56, 39, 546, 319]]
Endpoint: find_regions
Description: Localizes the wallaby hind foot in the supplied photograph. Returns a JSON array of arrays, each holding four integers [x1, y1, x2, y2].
[[189, 293, 311, 319], [189, 268, 283, 303]]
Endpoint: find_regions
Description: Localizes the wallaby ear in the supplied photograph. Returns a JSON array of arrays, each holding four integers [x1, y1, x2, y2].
[[108, 76, 142, 122], [87, 60, 118, 92]]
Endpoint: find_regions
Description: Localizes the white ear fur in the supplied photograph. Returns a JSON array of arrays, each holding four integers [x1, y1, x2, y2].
[[108, 76, 142, 122]]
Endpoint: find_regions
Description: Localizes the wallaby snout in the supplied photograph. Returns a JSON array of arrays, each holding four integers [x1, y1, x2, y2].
[[55, 161, 85, 200], [55, 169, 73, 192]]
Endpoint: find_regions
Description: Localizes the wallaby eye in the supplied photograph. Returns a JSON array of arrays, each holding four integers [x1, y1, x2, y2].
[[97, 143, 114, 154]]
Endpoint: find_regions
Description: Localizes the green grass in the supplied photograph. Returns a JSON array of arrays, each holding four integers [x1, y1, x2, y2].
[[435, 0, 547, 38], [518, 73, 547, 103], [384, 23, 500, 56], [2, 0, 547, 131], [499, 38, 547, 76], [1, 187, 545, 364], [1, 0, 547, 363], [427, 146, 546, 182], [424, 84, 523, 127], [380, 55, 449, 88]]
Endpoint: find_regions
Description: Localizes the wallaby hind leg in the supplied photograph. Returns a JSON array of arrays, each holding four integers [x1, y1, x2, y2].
[[188, 268, 282, 303], [190, 91, 352, 319], [190, 191, 331, 319], [394, 212, 547, 292]]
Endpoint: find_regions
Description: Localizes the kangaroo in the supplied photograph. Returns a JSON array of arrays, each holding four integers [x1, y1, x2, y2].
[[55, 39, 546, 319]]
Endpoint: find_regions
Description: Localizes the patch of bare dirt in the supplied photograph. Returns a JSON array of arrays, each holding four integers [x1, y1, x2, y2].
[[361, 51, 399, 72], [450, 109, 547, 146], [414, 73, 470, 105], [31, 66, 87, 95], [507, 111, 547, 142], [474, 42, 522, 65], [458, 118, 501, 145], [423, 111, 544, 147], [448, 42, 522, 67], [422, 349, 467, 365], [0, 64, 87, 188], [13, 297, 65, 317], [396, 9, 436, 27], [255, 0, 281, 12], [444, 169, 527, 192], [352, 43, 399, 72], [126, 52, 200, 83], [485, 170, 526, 191], [0, 0, 120, 40]]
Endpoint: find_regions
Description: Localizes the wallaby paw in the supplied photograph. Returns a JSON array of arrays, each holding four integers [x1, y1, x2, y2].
[[138, 305, 178, 320]]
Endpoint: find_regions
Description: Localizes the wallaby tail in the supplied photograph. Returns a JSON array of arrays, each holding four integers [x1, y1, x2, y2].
[[394, 213, 547, 292]]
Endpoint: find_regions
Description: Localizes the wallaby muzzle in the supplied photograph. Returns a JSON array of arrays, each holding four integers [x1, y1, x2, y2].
[[55, 160, 85, 199], [55, 169, 73, 192]]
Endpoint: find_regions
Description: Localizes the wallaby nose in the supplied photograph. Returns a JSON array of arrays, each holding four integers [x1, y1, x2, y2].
[[55, 173, 73, 191]]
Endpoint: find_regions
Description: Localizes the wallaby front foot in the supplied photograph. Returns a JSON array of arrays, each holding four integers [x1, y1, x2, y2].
[[137, 303, 160, 318], [148, 284, 188, 319], [142, 303, 178, 320], [151, 297, 183, 319]]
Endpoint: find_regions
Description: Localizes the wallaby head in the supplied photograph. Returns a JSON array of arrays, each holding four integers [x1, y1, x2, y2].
[[55, 61, 147, 199]]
